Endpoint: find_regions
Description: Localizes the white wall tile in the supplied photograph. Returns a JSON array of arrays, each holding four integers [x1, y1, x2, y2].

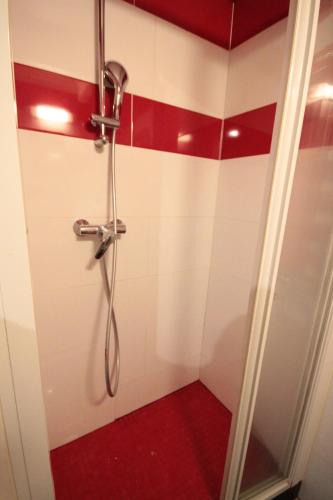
[[114, 377, 150, 419], [26, 215, 149, 290], [210, 218, 260, 281], [40, 344, 115, 449], [106, 0, 156, 97], [147, 216, 214, 276], [116, 217, 150, 280], [146, 269, 210, 372], [18, 131, 109, 219], [215, 155, 269, 222], [114, 277, 151, 385], [33, 283, 107, 359], [144, 358, 200, 408], [117, 147, 162, 217], [27, 216, 102, 290], [225, 19, 288, 117], [154, 17, 228, 117], [200, 272, 253, 413], [10, 0, 96, 82], [158, 151, 219, 217], [18, 132, 219, 220], [115, 357, 199, 420], [200, 154, 269, 412]]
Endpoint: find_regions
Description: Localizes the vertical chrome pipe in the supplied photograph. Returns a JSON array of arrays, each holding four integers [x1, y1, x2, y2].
[[96, 0, 107, 146]]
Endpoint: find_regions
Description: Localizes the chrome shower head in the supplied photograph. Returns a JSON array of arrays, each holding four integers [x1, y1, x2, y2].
[[104, 61, 128, 122]]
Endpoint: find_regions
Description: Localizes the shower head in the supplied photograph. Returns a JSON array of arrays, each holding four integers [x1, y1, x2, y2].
[[104, 61, 128, 122]]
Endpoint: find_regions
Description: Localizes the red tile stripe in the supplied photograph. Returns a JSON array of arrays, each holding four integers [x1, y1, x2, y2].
[[222, 104, 277, 159], [14, 63, 223, 159], [222, 99, 333, 159], [133, 95, 222, 159], [14, 63, 132, 145], [14, 64, 330, 162]]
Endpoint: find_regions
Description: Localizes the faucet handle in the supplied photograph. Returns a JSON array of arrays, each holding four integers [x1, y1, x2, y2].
[[95, 234, 114, 259], [74, 219, 100, 236]]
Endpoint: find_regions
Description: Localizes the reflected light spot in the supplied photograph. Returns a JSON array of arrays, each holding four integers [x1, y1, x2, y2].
[[178, 132, 193, 144], [227, 129, 240, 138], [314, 83, 333, 100], [35, 105, 72, 124]]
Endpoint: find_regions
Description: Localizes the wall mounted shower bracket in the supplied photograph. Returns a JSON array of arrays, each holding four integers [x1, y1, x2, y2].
[[91, 113, 120, 130]]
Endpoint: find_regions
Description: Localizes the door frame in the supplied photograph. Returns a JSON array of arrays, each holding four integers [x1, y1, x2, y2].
[[220, 0, 333, 498], [0, 1, 55, 499]]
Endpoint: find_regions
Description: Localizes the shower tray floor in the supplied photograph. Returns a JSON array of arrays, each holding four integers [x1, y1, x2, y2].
[[51, 381, 276, 499]]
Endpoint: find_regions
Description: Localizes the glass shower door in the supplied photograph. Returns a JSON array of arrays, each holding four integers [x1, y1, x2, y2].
[[241, 0, 333, 493], [221, 0, 333, 497]]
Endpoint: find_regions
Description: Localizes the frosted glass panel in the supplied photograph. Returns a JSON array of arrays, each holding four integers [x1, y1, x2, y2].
[[241, 0, 333, 493]]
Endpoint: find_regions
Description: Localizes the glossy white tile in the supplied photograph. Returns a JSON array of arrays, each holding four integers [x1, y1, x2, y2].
[[144, 357, 200, 407], [40, 345, 115, 449], [10, 0, 96, 82], [158, 151, 219, 217], [27, 216, 102, 290], [116, 217, 150, 280], [106, 0, 156, 97], [216, 155, 269, 222], [146, 269, 210, 372], [226, 19, 288, 117], [27, 215, 149, 290], [147, 216, 214, 276], [19, 131, 109, 219], [210, 218, 260, 281], [33, 283, 107, 359], [154, 17, 228, 117], [114, 277, 151, 385], [200, 274, 251, 412], [114, 377, 150, 419]]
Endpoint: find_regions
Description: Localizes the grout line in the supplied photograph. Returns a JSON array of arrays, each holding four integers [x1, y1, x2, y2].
[[218, 119, 225, 160], [229, 2, 235, 50], [130, 93, 134, 147]]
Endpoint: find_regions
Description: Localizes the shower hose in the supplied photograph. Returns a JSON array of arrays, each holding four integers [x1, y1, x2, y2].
[[102, 128, 120, 398]]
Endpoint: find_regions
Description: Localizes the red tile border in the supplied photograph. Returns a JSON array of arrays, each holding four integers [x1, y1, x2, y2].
[[14, 63, 222, 160], [14, 63, 131, 145], [222, 104, 277, 159], [16, 63, 329, 162], [231, 0, 290, 48], [133, 95, 223, 159]]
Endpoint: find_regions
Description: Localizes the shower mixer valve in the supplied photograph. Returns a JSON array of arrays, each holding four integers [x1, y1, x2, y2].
[[73, 219, 126, 259]]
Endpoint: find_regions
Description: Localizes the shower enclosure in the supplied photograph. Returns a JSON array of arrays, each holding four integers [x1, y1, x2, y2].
[[1, 0, 332, 499]]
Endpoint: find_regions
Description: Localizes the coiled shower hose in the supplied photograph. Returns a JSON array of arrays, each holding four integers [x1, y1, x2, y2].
[[102, 128, 120, 397]]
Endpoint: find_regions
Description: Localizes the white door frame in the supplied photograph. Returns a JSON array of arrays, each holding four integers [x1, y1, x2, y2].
[[0, 1, 55, 498], [220, 0, 333, 498]]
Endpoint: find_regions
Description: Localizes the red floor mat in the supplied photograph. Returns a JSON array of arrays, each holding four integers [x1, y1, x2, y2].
[[51, 381, 232, 500]]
